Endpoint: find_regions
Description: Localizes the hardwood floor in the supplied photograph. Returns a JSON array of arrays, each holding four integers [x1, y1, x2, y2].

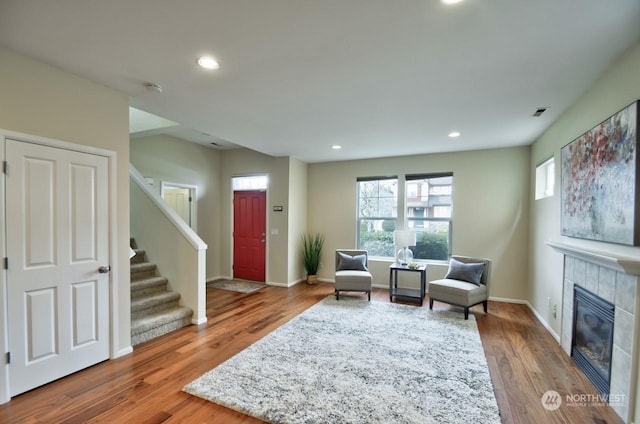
[[0, 283, 624, 423]]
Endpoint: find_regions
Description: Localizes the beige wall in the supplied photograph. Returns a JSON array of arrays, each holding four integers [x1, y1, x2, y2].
[[529, 42, 640, 423], [529, 42, 640, 335], [130, 134, 221, 279], [308, 146, 531, 300], [287, 158, 308, 283], [0, 47, 131, 360]]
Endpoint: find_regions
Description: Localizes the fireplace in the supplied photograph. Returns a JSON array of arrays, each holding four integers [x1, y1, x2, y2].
[[547, 241, 640, 422], [572, 285, 615, 396]]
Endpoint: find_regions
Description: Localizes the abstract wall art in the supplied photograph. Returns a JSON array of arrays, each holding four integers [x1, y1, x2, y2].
[[561, 100, 639, 245]]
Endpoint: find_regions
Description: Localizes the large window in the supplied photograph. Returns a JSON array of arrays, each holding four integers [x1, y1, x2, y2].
[[405, 173, 453, 261], [356, 173, 453, 261], [357, 176, 398, 257]]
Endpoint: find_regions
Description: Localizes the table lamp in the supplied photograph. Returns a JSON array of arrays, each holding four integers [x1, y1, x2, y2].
[[394, 230, 416, 265]]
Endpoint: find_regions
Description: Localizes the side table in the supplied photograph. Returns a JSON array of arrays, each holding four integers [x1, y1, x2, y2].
[[389, 263, 427, 305]]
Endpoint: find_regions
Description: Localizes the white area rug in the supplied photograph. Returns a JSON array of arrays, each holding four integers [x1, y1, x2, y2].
[[183, 296, 501, 424]]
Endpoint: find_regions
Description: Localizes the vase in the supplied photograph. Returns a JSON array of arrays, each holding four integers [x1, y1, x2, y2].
[[306, 275, 318, 285]]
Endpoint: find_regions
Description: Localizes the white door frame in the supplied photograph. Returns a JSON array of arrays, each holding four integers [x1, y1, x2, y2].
[[0, 128, 120, 404], [160, 181, 198, 231]]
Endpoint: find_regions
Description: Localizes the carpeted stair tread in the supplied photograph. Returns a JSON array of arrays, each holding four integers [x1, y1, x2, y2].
[[129, 239, 193, 346], [131, 262, 157, 280], [131, 305, 193, 335], [131, 262, 156, 273], [131, 290, 180, 312], [131, 276, 168, 297], [131, 306, 193, 346]]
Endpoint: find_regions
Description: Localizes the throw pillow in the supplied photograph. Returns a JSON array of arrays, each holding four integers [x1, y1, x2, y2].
[[337, 252, 368, 271], [444, 258, 485, 285]]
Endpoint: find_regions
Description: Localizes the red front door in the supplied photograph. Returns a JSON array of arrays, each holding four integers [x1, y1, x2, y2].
[[233, 190, 266, 282]]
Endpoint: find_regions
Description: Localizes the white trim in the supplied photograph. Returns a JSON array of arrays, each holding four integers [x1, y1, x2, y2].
[[0, 136, 8, 404], [113, 346, 133, 358], [488, 296, 527, 304], [107, 151, 121, 359], [267, 281, 291, 287], [525, 301, 561, 342], [546, 240, 640, 275], [192, 316, 207, 325], [207, 275, 230, 283], [0, 128, 122, 403]]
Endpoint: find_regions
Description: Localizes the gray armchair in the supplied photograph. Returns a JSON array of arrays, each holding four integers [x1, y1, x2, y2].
[[428, 256, 491, 319], [334, 249, 373, 301]]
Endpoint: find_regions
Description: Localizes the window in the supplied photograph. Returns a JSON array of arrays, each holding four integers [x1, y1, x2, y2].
[[232, 175, 268, 191], [357, 176, 398, 257], [535, 157, 555, 200], [405, 173, 453, 261]]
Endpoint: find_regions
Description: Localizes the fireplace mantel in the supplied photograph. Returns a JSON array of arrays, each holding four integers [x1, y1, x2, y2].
[[546, 241, 640, 276]]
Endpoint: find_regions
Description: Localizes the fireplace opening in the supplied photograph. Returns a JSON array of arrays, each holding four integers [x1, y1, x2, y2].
[[571, 285, 614, 396]]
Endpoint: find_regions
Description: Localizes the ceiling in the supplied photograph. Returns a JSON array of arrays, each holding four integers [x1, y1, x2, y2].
[[1, 1, 639, 163]]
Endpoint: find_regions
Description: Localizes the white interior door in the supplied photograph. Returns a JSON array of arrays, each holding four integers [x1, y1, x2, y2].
[[163, 188, 190, 224], [5, 139, 110, 396]]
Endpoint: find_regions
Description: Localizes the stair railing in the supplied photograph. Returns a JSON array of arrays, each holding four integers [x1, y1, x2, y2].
[[129, 164, 207, 325]]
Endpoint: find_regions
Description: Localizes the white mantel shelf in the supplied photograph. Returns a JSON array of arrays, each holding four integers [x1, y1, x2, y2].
[[546, 241, 640, 276]]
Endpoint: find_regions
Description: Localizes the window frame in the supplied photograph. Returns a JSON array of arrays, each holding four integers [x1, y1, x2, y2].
[[356, 176, 398, 258], [404, 173, 453, 261], [535, 156, 555, 200]]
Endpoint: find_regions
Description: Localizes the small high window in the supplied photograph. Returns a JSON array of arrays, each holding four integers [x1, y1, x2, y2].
[[535, 157, 555, 200]]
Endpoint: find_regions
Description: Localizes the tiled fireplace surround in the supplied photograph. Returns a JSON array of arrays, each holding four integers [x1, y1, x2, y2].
[[548, 242, 640, 422]]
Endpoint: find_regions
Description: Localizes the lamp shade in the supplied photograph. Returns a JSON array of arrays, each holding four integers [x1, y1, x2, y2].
[[394, 230, 416, 248]]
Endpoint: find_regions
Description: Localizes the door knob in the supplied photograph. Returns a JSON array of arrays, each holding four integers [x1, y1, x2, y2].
[[261, 239, 265, 243], [98, 265, 111, 273]]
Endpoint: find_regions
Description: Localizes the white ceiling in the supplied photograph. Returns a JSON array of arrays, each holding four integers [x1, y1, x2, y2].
[[1, 0, 639, 163]]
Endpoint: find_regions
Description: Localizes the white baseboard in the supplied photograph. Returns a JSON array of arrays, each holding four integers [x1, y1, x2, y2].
[[192, 317, 207, 325], [488, 296, 527, 304], [207, 275, 230, 282], [488, 296, 560, 342], [113, 346, 133, 358], [525, 301, 561, 342], [267, 281, 296, 287]]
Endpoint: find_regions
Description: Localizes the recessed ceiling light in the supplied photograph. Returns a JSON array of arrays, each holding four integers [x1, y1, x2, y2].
[[448, 131, 461, 138], [197, 56, 220, 70], [332, 145, 342, 150], [441, 0, 465, 4]]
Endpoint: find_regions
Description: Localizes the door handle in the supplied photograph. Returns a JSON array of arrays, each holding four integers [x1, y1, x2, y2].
[[261, 239, 265, 243], [98, 265, 111, 274]]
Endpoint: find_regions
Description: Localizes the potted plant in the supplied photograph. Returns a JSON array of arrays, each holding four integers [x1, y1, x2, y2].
[[302, 232, 325, 284]]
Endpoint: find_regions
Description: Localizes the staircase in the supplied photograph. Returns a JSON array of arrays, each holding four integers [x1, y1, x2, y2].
[[130, 239, 193, 346]]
